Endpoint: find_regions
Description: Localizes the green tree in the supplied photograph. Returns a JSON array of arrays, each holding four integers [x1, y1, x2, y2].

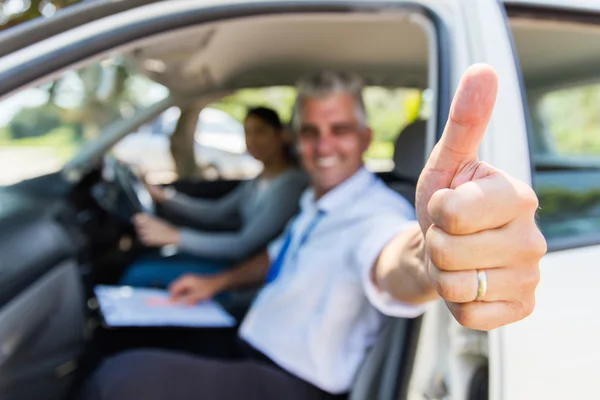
[[0, 0, 82, 31], [10, 103, 62, 139]]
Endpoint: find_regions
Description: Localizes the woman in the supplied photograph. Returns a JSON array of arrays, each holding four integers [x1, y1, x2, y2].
[[119, 106, 307, 288]]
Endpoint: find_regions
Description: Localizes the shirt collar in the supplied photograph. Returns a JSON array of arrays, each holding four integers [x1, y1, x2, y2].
[[301, 166, 376, 213]]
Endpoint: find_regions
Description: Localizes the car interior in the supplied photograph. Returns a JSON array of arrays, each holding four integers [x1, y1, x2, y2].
[[2, 2, 599, 399], [0, 8, 436, 400]]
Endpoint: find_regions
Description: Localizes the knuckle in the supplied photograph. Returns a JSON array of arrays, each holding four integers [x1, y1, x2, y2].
[[514, 296, 536, 321], [427, 228, 455, 271], [512, 266, 540, 299], [524, 266, 541, 291], [532, 228, 548, 258], [452, 305, 476, 328], [519, 226, 548, 262], [522, 296, 536, 318], [435, 275, 461, 302], [439, 201, 467, 234], [180, 275, 193, 283], [520, 185, 540, 211]]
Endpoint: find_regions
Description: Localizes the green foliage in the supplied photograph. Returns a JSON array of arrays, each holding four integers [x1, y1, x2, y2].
[[540, 83, 600, 156], [211, 87, 298, 124], [9, 104, 62, 139], [537, 186, 600, 219], [209, 86, 422, 160], [364, 141, 394, 160], [0, 0, 83, 31], [0, 125, 80, 162], [0, 126, 10, 140]]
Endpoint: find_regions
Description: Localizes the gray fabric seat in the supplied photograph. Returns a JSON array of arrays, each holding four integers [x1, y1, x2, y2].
[[350, 119, 427, 400], [386, 119, 427, 206]]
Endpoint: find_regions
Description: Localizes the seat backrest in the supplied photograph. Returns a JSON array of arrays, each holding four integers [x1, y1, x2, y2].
[[386, 120, 427, 206], [350, 318, 411, 400]]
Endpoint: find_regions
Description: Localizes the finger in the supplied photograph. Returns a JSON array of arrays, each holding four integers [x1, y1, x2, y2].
[[429, 263, 540, 303], [168, 276, 195, 298], [426, 218, 546, 271], [446, 297, 536, 331], [428, 171, 539, 235], [428, 64, 498, 173], [133, 213, 150, 225], [179, 291, 206, 305], [139, 236, 157, 247]]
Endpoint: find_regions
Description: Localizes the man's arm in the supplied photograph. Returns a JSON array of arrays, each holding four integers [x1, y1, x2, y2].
[[372, 224, 439, 305], [220, 249, 271, 290], [169, 250, 270, 304]]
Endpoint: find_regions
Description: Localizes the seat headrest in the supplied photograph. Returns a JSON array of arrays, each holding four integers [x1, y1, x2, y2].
[[392, 119, 427, 182]]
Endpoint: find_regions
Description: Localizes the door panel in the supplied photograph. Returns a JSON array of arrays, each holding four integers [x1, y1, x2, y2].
[[0, 204, 76, 307], [0, 261, 87, 400], [497, 5, 600, 398], [0, 185, 88, 400], [499, 247, 600, 399]]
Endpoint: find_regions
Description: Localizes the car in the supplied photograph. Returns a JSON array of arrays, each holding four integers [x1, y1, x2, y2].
[[0, 1, 598, 399]]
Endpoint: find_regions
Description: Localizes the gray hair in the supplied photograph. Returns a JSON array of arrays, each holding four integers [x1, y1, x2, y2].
[[291, 70, 367, 133]]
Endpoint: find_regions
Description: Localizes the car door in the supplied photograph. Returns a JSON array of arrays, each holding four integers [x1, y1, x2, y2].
[[409, 1, 600, 399], [0, 186, 87, 400], [494, 3, 600, 399]]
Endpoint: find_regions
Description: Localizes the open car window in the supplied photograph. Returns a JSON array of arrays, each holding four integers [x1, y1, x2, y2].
[[0, 55, 169, 186]]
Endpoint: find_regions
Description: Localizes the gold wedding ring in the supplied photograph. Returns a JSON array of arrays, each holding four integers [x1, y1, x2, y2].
[[475, 269, 487, 301]]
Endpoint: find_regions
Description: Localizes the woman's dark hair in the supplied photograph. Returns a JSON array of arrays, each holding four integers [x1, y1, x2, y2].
[[245, 106, 298, 165], [246, 106, 283, 131]]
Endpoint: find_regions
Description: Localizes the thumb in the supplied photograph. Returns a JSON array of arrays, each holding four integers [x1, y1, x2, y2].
[[433, 64, 497, 172], [416, 64, 498, 233]]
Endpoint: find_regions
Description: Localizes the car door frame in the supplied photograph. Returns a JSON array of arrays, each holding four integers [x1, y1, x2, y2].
[[405, 0, 539, 399]]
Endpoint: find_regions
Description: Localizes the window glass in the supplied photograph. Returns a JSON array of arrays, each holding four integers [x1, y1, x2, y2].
[[0, 56, 168, 186], [204, 86, 428, 173], [530, 83, 600, 241]]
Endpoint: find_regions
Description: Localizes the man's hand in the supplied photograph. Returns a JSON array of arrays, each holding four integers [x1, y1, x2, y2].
[[415, 64, 547, 331], [132, 213, 180, 247], [168, 274, 227, 305]]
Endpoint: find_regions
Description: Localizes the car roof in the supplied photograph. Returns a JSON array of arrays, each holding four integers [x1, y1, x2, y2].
[[0, 0, 430, 96], [503, 0, 600, 12]]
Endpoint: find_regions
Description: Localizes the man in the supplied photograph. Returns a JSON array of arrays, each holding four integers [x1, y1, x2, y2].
[[82, 65, 546, 399]]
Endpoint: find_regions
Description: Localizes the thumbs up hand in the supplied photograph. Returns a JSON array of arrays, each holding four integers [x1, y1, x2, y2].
[[416, 64, 547, 331]]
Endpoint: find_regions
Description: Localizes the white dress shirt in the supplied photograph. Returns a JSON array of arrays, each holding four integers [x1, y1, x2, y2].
[[239, 167, 426, 394]]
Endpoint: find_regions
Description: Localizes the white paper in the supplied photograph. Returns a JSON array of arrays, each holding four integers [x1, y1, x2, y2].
[[94, 285, 236, 328]]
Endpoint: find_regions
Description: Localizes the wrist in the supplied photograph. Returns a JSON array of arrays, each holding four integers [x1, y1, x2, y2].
[[215, 272, 232, 292], [171, 229, 181, 246]]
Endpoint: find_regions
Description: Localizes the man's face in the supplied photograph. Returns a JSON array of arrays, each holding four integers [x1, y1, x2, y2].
[[297, 94, 372, 198]]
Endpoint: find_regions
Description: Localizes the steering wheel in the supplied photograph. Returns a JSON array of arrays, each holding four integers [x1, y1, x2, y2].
[[107, 157, 156, 217]]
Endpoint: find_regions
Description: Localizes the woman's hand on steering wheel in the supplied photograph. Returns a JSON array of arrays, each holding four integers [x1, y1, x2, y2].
[[144, 183, 169, 204], [132, 213, 181, 247]]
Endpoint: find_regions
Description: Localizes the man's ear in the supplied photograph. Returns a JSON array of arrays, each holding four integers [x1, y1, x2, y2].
[[361, 127, 373, 152]]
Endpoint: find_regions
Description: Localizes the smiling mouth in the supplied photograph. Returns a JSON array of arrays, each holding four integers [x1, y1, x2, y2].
[[316, 157, 339, 168]]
